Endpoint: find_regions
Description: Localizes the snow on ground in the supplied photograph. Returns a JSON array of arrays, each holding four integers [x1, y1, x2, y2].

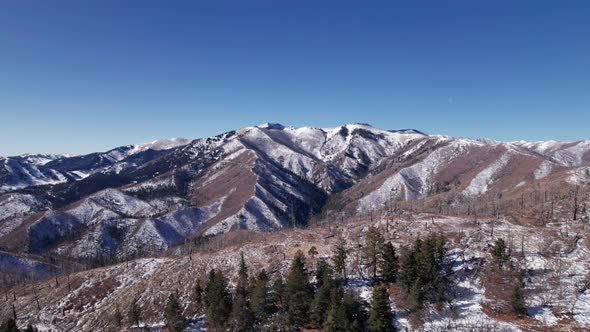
[[4, 214, 590, 331], [69, 170, 90, 179], [123, 175, 177, 194], [0, 194, 48, 236], [0, 251, 58, 277], [567, 166, 590, 185], [1, 158, 68, 191], [533, 160, 554, 180], [528, 306, 558, 325], [357, 139, 477, 212], [551, 141, 590, 166], [130, 138, 191, 154], [514, 140, 590, 166], [463, 152, 511, 195], [420, 278, 521, 332]]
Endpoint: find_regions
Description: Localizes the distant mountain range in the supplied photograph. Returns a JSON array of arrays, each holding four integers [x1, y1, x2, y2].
[[1, 123, 589, 261]]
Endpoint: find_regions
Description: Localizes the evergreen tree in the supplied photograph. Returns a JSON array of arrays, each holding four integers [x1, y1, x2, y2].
[[364, 226, 385, 280], [237, 252, 249, 291], [398, 246, 417, 291], [127, 296, 142, 328], [231, 253, 254, 332], [308, 246, 318, 259], [342, 290, 368, 331], [323, 291, 349, 332], [193, 280, 204, 314], [268, 311, 297, 332], [492, 238, 509, 268], [0, 319, 19, 332], [324, 304, 349, 332], [410, 278, 423, 312], [324, 286, 368, 332], [315, 258, 334, 289], [251, 269, 272, 323], [271, 276, 286, 309], [113, 303, 123, 328], [511, 282, 527, 316], [380, 242, 399, 283], [285, 250, 313, 326], [399, 234, 448, 307], [311, 259, 337, 327], [368, 286, 395, 332], [248, 275, 257, 297], [310, 285, 332, 327], [204, 269, 232, 330], [332, 236, 349, 281], [164, 292, 187, 332], [435, 277, 447, 304]]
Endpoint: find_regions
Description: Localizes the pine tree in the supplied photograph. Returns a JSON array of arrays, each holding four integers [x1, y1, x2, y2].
[[113, 303, 123, 328], [324, 287, 368, 332], [269, 311, 297, 332], [368, 286, 395, 332], [0, 319, 19, 332], [398, 235, 448, 308], [492, 238, 509, 268], [231, 253, 254, 332], [127, 296, 142, 328], [204, 269, 232, 330], [332, 236, 349, 281], [285, 250, 312, 326], [435, 277, 447, 305], [237, 252, 249, 290], [380, 242, 399, 283], [511, 282, 527, 316], [164, 292, 187, 332], [272, 276, 285, 309], [398, 247, 417, 291], [250, 269, 271, 323], [410, 278, 423, 312], [324, 304, 349, 332], [311, 259, 336, 327], [315, 258, 334, 289], [311, 285, 331, 327], [308, 246, 318, 259], [416, 237, 437, 293], [193, 280, 204, 314], [364, 226, 385, 280], [323, 290, 349, 332], [342, 290, 368, 331]]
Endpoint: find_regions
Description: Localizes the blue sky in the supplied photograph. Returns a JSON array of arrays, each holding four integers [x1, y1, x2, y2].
[[1, 1, 589, 156]]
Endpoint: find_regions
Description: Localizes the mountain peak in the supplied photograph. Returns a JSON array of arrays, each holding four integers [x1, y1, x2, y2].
[[130, 137, 191, 154], [257, 122, 286, 130]]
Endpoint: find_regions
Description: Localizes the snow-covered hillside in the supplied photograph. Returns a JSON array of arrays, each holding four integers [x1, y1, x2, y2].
[[0, 138, 190, 192], [3, 214, 589, 331], [0, 123, 589, 263]]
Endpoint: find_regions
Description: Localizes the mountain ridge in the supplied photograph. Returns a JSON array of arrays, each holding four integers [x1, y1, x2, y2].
[[0, 123, 589, 262]]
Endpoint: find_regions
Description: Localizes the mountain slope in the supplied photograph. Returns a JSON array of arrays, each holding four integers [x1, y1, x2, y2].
[[0, 124, 588, 261]]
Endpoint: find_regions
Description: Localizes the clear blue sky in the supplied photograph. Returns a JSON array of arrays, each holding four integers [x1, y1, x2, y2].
[[1, 1, 589, 156]]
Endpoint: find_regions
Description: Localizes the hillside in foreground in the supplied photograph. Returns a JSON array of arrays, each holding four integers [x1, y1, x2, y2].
[[2, 210, 589, 331]]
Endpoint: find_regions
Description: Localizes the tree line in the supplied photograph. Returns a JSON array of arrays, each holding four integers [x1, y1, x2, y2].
[[115, 226, 454, 331]]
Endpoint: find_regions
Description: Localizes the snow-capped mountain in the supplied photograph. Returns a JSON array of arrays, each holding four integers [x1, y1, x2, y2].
[[0, 124, 589, 260], [0, 138, 190, 191]]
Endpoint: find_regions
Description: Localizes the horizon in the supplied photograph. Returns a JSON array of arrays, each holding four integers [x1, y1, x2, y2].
[[2, 1, 590, 155]]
